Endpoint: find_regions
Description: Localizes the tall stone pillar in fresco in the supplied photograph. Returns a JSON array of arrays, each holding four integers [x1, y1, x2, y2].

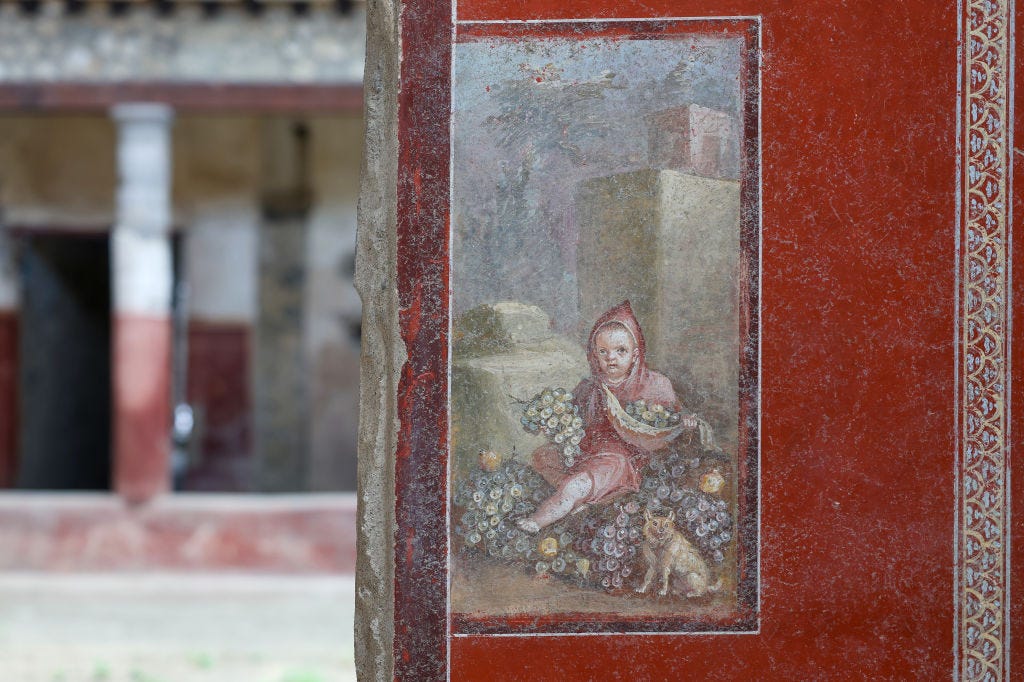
[[110, 103, 175, 502], [576, 107, 741, 446]]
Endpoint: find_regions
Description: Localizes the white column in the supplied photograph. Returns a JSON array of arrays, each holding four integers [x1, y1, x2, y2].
[[110, 103, 175, 503]]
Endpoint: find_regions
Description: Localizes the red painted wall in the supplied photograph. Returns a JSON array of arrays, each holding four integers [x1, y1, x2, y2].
[[0, 312, 17, 488], [184, 321, 252, 491], [113, 315, 172, 502], [390, 0, 972, 678], [0, 493, 356, 573]]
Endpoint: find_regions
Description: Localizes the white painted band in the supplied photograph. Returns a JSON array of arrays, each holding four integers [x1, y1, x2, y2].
[[186, 201, 259, 323], [112, 103, 174, 236], [112, 229, 172, 317], [0, 233, 19, 310]]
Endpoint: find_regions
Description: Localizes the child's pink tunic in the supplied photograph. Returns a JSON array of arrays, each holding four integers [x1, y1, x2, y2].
[[532, 301, 679, 505]]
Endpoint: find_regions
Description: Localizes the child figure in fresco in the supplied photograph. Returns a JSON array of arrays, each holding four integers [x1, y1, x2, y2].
[[517, 301, 697, 533]]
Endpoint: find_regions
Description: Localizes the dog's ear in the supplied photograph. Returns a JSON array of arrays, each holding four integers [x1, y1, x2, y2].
[[667, 509, 675, 523]]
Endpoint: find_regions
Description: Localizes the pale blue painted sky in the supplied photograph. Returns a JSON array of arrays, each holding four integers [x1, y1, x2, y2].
[[452, 33, 744, 335]]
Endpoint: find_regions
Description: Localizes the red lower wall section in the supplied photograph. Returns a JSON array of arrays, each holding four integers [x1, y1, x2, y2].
[[0, 493, 356, 573], [113, 314, 171, 503], [184, 321, 252, 492], [0, 312, 17, 488]]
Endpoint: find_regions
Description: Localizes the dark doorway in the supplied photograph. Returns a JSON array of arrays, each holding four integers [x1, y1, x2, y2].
[[17, 232, 111, 490]]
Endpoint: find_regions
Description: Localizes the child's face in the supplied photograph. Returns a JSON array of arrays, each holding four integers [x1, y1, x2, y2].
[[594, 327, 638, 383]]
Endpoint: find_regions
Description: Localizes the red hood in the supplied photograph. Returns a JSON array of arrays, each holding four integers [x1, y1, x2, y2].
[[586, 300, 649, 392]]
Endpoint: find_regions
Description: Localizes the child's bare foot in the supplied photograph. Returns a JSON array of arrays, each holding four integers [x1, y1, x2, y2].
[[516, 518, 540, 533]]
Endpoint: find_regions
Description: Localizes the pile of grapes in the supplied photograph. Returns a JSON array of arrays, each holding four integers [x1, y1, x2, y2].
[[638, 450, 732, 564], [453, 457, 589, 580], [574, 450, 732, 592], [454, 446, 733, 594]]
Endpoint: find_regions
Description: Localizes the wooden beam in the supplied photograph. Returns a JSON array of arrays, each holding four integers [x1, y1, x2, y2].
[[0, 82, 364, 113]]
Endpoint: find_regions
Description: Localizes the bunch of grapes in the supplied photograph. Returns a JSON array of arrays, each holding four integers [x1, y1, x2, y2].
[[519, 387, 586, 468], [624, 399, 682, 429], [573, 499, 644, 591]]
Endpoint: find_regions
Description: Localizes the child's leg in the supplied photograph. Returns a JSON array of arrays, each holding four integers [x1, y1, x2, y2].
[[517, 472, 593, 533], [530, 443, 566, 487]]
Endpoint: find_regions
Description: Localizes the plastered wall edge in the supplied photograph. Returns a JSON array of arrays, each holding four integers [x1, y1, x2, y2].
[[354, 0, 402, 678]]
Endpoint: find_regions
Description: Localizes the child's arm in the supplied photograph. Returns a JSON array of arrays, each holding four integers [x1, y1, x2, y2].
[[647, 372, 697, 428]]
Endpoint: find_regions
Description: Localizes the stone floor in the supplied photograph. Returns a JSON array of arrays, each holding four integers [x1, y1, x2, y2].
[[0, 573, 356, 682]]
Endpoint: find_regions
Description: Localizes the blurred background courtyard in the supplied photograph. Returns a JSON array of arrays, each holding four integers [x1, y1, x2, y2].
[[0, 0, 365, 679], [0, 572, 355, 681]]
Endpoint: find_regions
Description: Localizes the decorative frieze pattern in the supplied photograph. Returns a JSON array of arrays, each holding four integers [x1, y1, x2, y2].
[[960, 0, 1012, 679]]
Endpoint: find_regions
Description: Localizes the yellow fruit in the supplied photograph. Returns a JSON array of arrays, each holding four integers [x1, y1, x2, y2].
[[538, 537, 559, 558], [700, 468, 725, 494]]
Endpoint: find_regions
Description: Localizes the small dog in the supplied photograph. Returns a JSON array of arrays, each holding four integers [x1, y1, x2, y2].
[[636, 509, 723, 598]]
